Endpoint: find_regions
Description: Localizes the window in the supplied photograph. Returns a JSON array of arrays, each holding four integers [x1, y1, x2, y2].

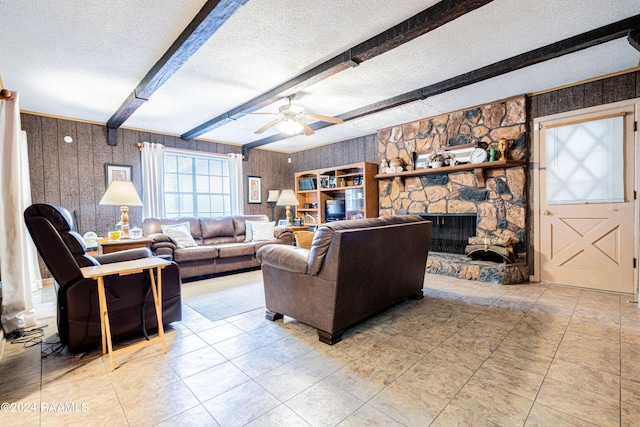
[[163, 150, 232, 217], [544, 115, 624, 204]]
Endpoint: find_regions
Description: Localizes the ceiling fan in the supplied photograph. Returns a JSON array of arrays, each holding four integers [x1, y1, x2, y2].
[[254, 94, 343, 136]]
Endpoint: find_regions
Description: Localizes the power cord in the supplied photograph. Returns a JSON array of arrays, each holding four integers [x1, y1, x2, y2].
[[8, 325, 47, 348]]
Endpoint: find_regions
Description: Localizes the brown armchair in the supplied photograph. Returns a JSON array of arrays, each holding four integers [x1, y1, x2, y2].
[[24, 203, 182, 353], [256, 216, 432, 344]]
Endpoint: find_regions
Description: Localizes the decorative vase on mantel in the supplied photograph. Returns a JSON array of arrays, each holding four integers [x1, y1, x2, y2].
[[429, 161, 443, 168]]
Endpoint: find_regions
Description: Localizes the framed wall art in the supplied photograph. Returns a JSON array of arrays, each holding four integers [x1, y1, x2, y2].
[[248, 176, 262, 204], [104, 163, 132, 188]]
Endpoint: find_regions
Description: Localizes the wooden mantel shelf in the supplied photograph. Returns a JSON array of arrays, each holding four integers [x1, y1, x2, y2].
[[375, 160, 525, 187]]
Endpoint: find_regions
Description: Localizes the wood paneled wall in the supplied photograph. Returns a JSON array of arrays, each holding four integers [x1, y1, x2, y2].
[[529, 70, 640, 117], [287, 134, 379, 175], [21, 113, 291, 240]]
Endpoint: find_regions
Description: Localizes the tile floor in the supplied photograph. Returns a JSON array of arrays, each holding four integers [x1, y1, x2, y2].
[[1, 270, 640, 426]]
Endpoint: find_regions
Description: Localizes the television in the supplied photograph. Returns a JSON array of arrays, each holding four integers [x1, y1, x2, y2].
[[325, 199, 345, 222]]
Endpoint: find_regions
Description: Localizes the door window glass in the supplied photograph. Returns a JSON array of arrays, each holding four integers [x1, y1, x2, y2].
[[545, 116, 624, 204]]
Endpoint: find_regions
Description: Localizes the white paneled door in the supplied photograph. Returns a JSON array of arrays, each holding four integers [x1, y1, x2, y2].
[[535, 102, 637, 293]]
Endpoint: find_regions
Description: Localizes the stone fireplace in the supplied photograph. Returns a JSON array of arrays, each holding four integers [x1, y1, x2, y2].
[[377, 95, 529, 284], [417, 213, 477, 254]]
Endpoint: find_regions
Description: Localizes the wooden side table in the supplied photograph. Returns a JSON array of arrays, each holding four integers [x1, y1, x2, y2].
[[80, 257, 170, 371], [99, 237, 152, 254]]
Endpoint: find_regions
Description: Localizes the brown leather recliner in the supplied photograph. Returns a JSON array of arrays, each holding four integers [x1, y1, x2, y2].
[[256, 215, 432, 344], [24, 203, 182, 353]]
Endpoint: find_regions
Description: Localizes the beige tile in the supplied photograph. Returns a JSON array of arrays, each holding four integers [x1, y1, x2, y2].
[[621, 377, 640, 404], [451, 376, 533, 426], [183, 361, 251, 402], [155, 404, 219, 427], [567, 314, 620, 340], [4, 274, 636, 427], [213, 330, 275, 359], [622, 342, 640, 378], [368, 379, 448, 426], [512, 312, 569, 341], [499, 329, 561, 360], [202, 380, 281, 427], [622, 400, 640, 427], [536, 377, 619, 426], [163, 330, 210, 357], [181, 316, 226, 333], [255, 361, 323, 401], [556, 330, 620, 375], [428, 334, 495, 370], [392, 355, 474, 400], [325, 358, 401, 401], [484, 344, 553, 376], [286, 381, 364, 426], [290, 348, 350, 377], [120, 380, 200, 426], [472, 363, 544, 401], [245, 403, 311, 426], [197, 322, 246, 345], [526, 402, 599, 426], [431, 404, 501, 427], [166, 345, 228, 378], [0, 409, 41, 427], [546, 358, 620, 400], [229, 344, 294, 377], [338, 404, 405, 426]]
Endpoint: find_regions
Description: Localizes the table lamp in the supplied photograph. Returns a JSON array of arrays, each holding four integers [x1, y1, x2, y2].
[[266, 190, 280, 221], [276, 189, 299, 225], [99, 180, 143, 239]]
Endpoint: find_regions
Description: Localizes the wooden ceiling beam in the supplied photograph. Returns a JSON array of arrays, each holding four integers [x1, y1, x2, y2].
[[105, 0, 248, 145], [183, 0, 495, 140], [242, 15, 640, 153], [629, 30, 640, 52]]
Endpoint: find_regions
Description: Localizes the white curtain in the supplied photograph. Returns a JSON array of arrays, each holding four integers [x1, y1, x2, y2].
[[141, 142, 165, 219], [228, 153, 244, 215], [0, 92, 39, 333]]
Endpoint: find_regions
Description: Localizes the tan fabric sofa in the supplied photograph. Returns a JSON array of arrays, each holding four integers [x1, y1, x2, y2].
[[143, 215, 293, 279], [256, 215, 432, 344]]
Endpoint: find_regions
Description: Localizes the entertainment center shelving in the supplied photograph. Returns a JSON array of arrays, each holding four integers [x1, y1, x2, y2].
[[294, 162, 379, 225]]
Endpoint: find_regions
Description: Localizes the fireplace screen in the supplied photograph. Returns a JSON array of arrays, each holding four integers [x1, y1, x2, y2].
[[417, 214, 477, 254]]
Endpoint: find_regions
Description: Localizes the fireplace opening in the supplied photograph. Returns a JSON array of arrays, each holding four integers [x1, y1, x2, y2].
[[417, 214, 477, 254]]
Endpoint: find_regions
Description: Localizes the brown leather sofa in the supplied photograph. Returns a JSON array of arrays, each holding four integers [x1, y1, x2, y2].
[[142, 215, 293, 279], [24, 203, 182, 354], [256, 215, 432, 344]]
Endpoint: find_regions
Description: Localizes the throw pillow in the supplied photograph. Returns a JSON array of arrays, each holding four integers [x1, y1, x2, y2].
[[251, 221, 276, 241], [161, 222, 197, 248], [244, 220, 265, 242]]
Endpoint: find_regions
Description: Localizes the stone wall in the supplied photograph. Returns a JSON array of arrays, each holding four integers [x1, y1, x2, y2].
[[376, 96, 529, 283]]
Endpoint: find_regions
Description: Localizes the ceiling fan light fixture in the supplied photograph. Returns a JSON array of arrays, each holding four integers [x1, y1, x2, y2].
[[277, 117, 304, 135]]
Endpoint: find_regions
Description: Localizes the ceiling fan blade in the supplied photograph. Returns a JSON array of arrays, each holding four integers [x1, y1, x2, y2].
[[304, 113, 343, 124], [296, 118, 315, 136], [254, 118, 282, 134]]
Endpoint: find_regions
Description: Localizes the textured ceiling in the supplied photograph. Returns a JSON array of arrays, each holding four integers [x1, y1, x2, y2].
[[1, 0, 639, 153]]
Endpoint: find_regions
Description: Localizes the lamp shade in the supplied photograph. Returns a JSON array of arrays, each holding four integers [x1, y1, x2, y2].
[[99, 180, 143, 206], [276, 189, 299, 206], [266, 190, 280, 203]]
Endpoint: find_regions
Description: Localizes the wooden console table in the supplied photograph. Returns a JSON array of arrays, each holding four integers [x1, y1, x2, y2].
[[80, 257, 170, 371]]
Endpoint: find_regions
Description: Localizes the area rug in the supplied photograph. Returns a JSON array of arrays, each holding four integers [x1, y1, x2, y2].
[[183, 277, 266, 322]]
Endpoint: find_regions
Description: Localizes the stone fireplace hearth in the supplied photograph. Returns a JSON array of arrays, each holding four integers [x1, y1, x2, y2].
[[376, 95, 529, 284]]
